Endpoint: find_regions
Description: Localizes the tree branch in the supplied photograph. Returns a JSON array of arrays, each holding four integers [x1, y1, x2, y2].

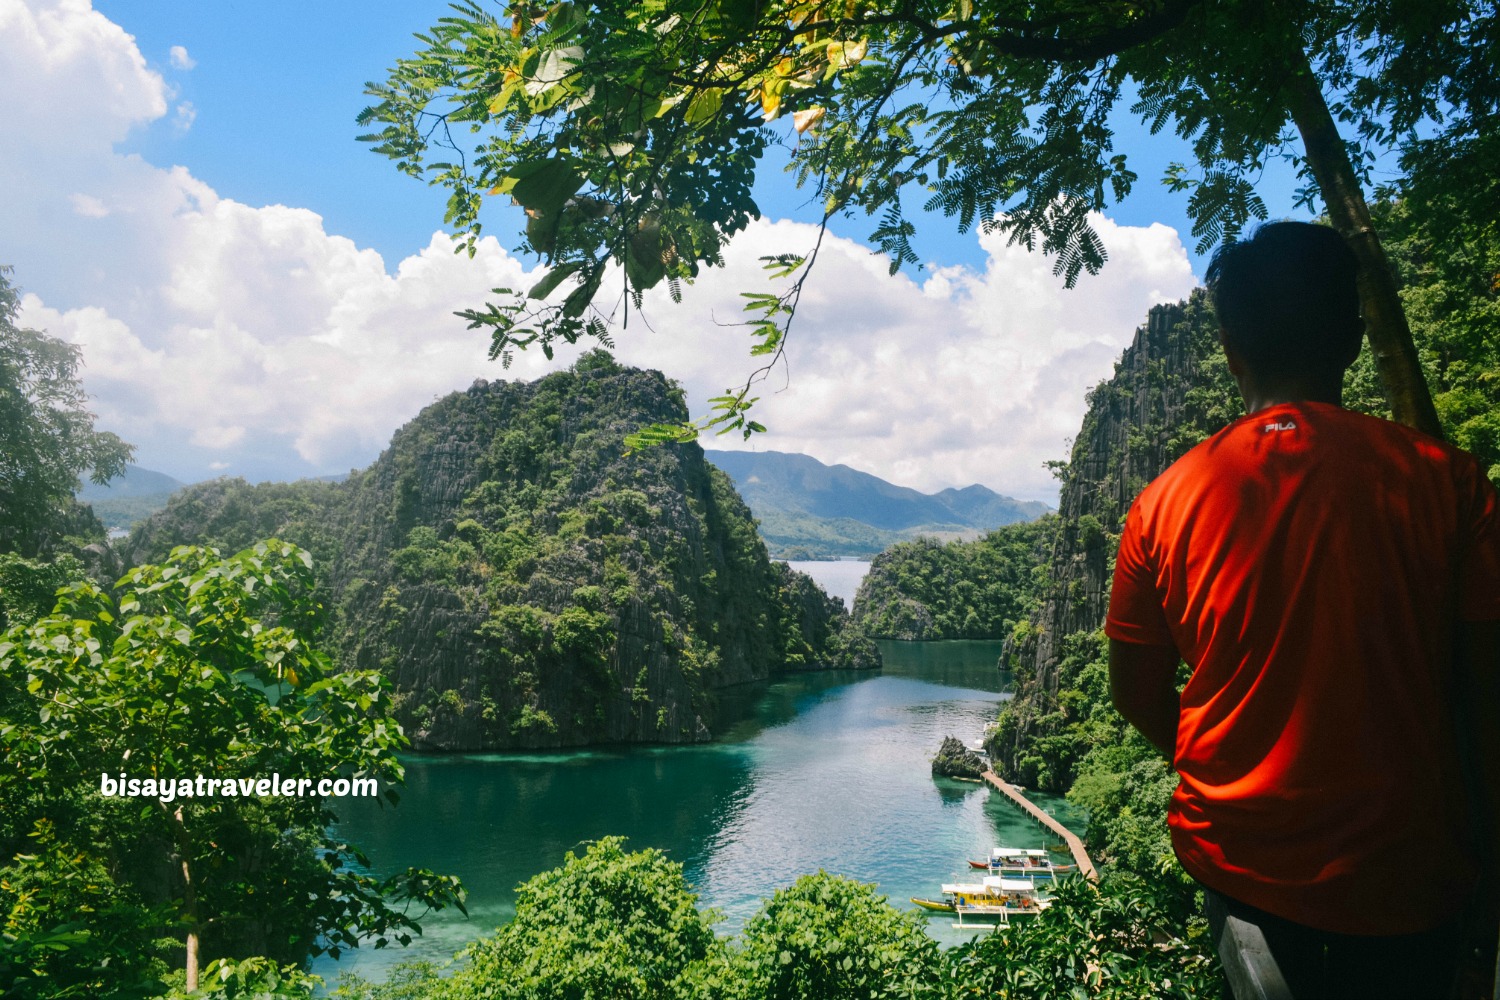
[[994, 0, 1199, 61], [1281, 39, 1443, 438]]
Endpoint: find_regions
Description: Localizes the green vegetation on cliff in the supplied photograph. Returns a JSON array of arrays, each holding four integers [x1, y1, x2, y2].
[[850, 518, 1052, 640], [127, 352, 874, 751], [989, 292, 1237, 802]]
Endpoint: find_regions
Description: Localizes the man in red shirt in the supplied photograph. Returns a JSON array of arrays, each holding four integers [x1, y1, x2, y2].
[[1106, 222, 1500, 998]]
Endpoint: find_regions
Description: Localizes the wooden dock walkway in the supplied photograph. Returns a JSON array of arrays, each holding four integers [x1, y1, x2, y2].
[[981, 771, 1097, 881]]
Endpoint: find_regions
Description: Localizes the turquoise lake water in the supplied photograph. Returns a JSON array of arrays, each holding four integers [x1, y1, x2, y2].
[[311, 636, 1086, 984]]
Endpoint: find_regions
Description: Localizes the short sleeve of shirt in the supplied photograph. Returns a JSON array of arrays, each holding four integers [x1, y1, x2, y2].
[[1105, 500, 1175, 646], [1459, 464, 1500, 622]]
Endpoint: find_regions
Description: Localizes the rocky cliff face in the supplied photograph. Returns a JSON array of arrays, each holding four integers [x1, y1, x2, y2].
[[127, 352, 873, 750], [988, 292, 1240, 789]]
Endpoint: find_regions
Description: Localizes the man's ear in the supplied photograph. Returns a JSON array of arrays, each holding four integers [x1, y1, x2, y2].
[[1337, 320, 1363, 370]]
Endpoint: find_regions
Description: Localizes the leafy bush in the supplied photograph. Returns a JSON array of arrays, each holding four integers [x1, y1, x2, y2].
[[720, 872, 945, 1000], [445, 837, 718, 1000], [945, 874, 1215, 998], [318, 848, 1218, 1000]]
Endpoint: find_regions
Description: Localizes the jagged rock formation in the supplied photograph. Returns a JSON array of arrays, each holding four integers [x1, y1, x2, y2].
[[931, 735, 988, 779], [126, 352, 877, 750], [987, 292, 1240, 791]]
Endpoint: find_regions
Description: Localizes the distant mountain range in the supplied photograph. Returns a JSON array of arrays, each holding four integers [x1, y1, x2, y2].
[[704, 450, 1051, 559], [78, 465, 185, 501], [78, 465, 188, 533]]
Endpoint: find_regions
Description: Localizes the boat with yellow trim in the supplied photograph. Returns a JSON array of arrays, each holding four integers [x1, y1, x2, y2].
[[910, 876, 1052, 924]]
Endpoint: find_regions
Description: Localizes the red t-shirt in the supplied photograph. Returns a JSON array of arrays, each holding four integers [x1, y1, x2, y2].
[[1106, 401, 1500, 934]]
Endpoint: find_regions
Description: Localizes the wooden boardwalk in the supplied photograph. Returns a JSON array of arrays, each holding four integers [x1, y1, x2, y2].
[[981, 771, 1097, 881]]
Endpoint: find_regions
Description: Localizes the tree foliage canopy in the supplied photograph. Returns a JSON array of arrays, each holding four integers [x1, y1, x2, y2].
[[853, 517, 1051, 639], [0, 267, 131, 556], [455, 836, 719, 1000], [0, 542, 465, 995], [362, 0, 1495, 438]]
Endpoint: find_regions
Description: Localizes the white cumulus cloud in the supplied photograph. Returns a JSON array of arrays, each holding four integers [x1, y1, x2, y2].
[[168, 43, 194, 69], [602, 215, 1196, 499]]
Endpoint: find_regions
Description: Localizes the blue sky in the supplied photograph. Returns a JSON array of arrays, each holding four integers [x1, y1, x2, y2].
[[4, 0, 1326, 501], [90, 0, 1308, 280]]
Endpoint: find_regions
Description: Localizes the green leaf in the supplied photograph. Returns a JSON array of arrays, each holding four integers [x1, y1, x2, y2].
[[528, 260, 584, 299], [562, 270, 605, 318], [684, 88, 724, 125], [495, 158, 585, 222]]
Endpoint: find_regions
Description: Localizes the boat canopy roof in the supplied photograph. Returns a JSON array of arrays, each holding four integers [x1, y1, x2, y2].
[[982, 876, 1041, 892], [990, 847, 1049, 858]]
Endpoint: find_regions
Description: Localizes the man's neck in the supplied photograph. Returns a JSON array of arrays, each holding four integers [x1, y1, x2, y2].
[[1235, 375, 1344, 415]]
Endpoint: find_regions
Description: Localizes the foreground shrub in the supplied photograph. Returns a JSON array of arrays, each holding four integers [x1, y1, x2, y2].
[[945, 873, 1216, 998], [719, 871, 946, 1000], [447, 837, 719, 1000]]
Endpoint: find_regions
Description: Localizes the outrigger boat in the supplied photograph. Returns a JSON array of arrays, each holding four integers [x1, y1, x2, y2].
[[911, 876, 1052, 926], [966, 846, 1074, 880]]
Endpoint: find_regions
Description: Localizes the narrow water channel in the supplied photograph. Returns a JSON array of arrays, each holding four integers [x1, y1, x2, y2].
[[312, 639, 1086, 984]]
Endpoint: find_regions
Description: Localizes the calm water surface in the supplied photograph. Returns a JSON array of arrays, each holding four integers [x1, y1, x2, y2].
[[785, 559, 871, 609], [313, 637, 1086, 983]]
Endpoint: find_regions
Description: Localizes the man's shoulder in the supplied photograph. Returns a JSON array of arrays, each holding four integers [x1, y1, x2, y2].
[[1320, 405, 1485, 472], [1137, 402, 1489, 511]]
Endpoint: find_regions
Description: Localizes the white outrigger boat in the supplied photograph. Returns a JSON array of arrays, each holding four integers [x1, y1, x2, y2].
[[966, 846, 1074, 880], [910, 876, 1052, 926]]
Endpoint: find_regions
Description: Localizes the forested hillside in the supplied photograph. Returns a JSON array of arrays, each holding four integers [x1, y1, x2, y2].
[[849, 518, 1052, 639], [76, 464, 186, 533], [128, 352, 876, 750]]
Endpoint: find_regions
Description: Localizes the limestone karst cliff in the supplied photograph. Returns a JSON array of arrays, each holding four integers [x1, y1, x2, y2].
[[127, 351, 875, 749], [986, 291, 1240, 791]]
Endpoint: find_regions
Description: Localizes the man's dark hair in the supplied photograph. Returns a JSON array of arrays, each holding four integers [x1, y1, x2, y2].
[[1205, 222, 1363, 380]]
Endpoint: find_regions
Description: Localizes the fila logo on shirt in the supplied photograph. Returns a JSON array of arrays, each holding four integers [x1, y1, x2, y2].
[[1262, 419, 1298, 433]]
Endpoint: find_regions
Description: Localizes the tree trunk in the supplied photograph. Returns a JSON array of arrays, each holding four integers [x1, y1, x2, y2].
[[169, 804, 201, 991], [1281, 44, 1444, 440]]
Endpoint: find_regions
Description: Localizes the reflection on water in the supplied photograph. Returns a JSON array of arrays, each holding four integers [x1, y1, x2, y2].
[[313, 640, 1086, 984], [875, 638, 1010, 691]]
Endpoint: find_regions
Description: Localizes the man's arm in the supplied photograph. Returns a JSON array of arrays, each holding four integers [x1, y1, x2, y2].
[[1108, 638, 1181, 760]]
